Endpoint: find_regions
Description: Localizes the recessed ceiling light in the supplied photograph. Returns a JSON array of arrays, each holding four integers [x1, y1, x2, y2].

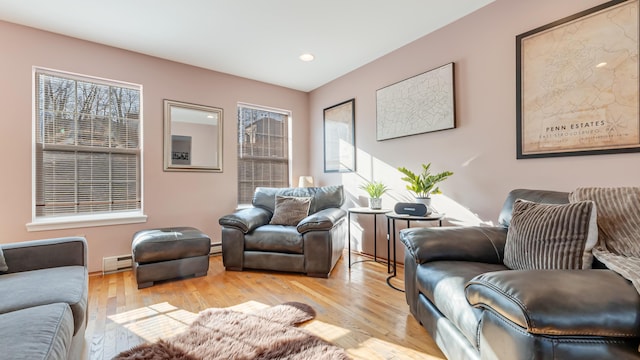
[[299, 53, 315, 62]]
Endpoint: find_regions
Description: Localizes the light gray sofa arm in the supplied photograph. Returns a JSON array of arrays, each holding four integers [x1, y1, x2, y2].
[[219, 207, 271, 233], [2, 236, 87, 273]]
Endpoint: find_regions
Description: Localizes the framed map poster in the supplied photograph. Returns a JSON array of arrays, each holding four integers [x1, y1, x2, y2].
[[324, 99, 355, 172], [376, 62, 455, 141], [516, 0, 639, 159]]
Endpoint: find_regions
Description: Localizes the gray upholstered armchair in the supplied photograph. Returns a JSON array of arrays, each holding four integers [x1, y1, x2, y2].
[[219, 185, 347, 278]]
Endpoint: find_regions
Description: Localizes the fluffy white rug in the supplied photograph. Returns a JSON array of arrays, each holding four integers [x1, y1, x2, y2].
[[114, 302, 349, 360]]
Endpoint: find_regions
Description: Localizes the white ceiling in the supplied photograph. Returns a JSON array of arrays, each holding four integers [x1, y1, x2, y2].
[[0, 0, 494, 92]]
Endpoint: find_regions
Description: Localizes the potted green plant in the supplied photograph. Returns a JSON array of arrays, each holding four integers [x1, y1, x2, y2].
[[359, 181, 389, 209], [397, 163, 453, 208]]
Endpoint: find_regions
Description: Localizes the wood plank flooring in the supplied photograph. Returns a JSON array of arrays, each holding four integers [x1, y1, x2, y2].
[[85, 250, 445, 360]]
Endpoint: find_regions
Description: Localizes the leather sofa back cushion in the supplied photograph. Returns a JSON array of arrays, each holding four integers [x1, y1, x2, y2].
[[498, 189, 569, 228], [503, 199, 598, 270], [269, 196, 311, 226], [253, 185, 344, 214]]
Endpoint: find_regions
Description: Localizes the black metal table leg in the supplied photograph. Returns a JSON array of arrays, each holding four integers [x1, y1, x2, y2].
[[348, 211, 351, 268], [373, 214, 377, 262], [387, 216, 391, 273]]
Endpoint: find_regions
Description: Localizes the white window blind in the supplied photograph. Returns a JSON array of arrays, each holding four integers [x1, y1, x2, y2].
[[34, 70, 141, 219], [237, 104, 290, 204]]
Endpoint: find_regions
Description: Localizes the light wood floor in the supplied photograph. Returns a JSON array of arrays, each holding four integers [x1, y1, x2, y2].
[[85, 250, 445, 360]]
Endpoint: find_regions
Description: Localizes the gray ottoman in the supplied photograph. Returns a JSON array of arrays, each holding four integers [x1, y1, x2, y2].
[[132, 227, 211, 289]]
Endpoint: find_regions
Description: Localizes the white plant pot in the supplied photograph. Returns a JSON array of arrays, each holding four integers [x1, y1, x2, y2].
[[415, 197, 431, 211], [369, 197, 383, 210]]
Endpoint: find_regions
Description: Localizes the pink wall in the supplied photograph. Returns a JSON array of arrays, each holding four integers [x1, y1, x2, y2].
[[0, 20, 309, 272], [309, 0, 640, 260], [1, 0, 638, 271]]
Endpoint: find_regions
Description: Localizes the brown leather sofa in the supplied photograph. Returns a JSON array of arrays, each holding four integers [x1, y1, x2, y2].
[[219, 185, 346, 278], [401, 189, 640, 360]]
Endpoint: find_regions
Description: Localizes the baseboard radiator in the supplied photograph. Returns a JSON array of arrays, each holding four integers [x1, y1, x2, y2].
[[102, 255, 133, 274], [210, 242, 222, 255], [102, 242, 222, 274]]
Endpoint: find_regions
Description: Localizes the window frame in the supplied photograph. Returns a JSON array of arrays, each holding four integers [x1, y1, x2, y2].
[[27, 67, 147, 231], [237, 102, 293, 206]]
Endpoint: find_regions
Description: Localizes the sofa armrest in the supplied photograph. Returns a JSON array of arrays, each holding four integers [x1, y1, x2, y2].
[[466, 269, 640, 337], [400, 226, 507, 265], [297, 208, 346, 234], [2, 237, 87, 274], [219, 207, 271, 233]]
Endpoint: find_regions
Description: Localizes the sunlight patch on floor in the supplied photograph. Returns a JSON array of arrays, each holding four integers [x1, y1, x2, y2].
[[355, 336, 442, 360], [303, 319, 438, 360], [302, 318, 351, 341], [226, 299, 271, 313], [107, 302, 197, 342], [106, 300, 279, 343], [106, 300, 435, 359]]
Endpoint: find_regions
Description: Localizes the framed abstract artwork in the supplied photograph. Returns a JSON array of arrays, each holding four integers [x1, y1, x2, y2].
[[516, 0, 639, 158], [376, 62, 456, 141], [324, 99, 355, 172]]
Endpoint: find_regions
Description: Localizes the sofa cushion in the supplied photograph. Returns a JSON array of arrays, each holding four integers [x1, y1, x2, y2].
[[0, 266, 87, 335], [132, 227, 211, 263], [269, 196, 311, 226], [245, 225, 304, 254], [0, 303, 74, 360], [503, 199, 598, 270], [416, 261, 508, 348], [466, 269, 640, 337], [498, 189, 569, 228]]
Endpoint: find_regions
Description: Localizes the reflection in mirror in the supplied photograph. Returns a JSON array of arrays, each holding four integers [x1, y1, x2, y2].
[[164, 100, 223, 172]]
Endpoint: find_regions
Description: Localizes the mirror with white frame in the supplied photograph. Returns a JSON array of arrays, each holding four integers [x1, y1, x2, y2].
[[164, 99, 223, 172]]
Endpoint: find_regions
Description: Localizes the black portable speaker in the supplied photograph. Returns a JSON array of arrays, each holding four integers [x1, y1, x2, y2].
[[394, 202, 429, 216]]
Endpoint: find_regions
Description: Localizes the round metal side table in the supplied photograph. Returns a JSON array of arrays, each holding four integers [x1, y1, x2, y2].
[[347, 207, 392, 270], [386, 212, 445, 291]]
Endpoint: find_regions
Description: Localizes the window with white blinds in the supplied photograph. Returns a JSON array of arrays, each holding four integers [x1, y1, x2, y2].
[[237, 104, 290, 205], [33, 69, 142, 221]]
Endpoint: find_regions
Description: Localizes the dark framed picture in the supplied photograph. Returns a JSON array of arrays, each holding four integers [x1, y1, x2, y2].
[[171, 135, 191, 165], [324, 99, 355, 172], [516, 0, 639, 159], [376, 62, 456, 141]]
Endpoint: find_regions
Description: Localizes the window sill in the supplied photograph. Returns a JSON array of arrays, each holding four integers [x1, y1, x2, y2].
[[26, 212, 148, 232]]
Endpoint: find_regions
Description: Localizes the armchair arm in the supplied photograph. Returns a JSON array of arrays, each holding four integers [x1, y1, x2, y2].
[[466, 269, 640, 337], [219, 207, 271, 233], [400, 226, 507, 265], [2, 237, 87, 274], [297, 208, 346, 234]]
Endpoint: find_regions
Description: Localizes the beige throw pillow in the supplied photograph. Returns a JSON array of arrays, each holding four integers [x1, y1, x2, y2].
[[503, 199, 598, 270], [269, 196, 312, 226]]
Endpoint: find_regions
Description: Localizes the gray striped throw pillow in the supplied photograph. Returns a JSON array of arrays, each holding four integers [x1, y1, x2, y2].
[[503, 199, 598, 270], [269, 196, 312, 226]]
